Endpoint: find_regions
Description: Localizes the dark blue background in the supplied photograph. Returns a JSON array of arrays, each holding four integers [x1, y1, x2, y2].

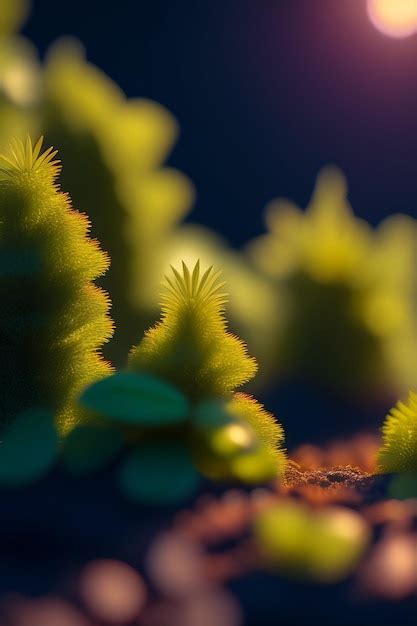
[[24, 0, 417, 247]]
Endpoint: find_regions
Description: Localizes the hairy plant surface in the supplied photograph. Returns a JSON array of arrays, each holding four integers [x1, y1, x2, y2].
[[378, 391, 417, 473], [0, 137, 113, 433], [129, 261, 257, 400]]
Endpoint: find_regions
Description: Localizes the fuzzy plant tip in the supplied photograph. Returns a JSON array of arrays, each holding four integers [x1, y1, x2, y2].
[[161, 260, 227, 314], [129, 259, 257, 399], [378, 390, 417, 473], [0, 136, 61, 180]]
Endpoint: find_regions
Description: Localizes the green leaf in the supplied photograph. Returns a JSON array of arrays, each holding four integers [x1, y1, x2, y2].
[[0, 409, 58, 486], [118, 441, 200, 505], [61, 424, 124, 476], [80, 371, 189, 426]]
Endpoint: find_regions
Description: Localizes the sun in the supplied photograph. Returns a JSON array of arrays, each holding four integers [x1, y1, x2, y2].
[[367, 0, 417, 38]]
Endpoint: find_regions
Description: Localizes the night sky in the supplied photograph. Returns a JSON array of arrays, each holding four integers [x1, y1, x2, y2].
[[24, 0, 417, 247]]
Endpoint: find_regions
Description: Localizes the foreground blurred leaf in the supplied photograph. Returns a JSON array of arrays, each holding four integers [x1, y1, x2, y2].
[[254, 501, 370, 583], [118, 441, 199, 505], [0, 409, 58, 486], [80, 371, 189, 426], [61, 424, 124, 476]]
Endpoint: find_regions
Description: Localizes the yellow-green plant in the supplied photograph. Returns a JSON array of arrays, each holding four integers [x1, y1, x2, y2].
[[164, 223, 281, 389], [378, 391, 417, 473], [76, 262, 286, 504], [129, 260, 257, 399], [41, 41, 194, 364], [0, 137, 113, 434], [248, 166, 417, 395]]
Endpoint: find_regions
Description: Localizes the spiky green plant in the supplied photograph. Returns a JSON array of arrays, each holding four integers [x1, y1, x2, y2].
[[128, 260, 257, 399], [378, 391, 417, 473], [0, 136, 113, 434], [77, 261, 286, 502], [128, 261, 285, 476]]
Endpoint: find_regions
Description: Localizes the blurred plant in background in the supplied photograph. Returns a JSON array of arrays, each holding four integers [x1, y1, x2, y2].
[[248, 166, 417, 398], [0, 0, 39, 147], [41, 40, 195, 364]]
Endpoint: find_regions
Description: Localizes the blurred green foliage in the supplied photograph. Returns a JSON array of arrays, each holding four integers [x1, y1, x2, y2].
[[41, 40, 195, 364], [248, 167, 417, 397], [0, 0, 29, 36], [0, 0, 39, 148], [254, 501, 370, 583], [378, 391, 417, 473], [0, 137, 113, 434]]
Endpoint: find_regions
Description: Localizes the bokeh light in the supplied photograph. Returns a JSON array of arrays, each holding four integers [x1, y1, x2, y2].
[[79, 559, 147, 624], [367, 0, 417, 38], [6, 597, 90, 626]]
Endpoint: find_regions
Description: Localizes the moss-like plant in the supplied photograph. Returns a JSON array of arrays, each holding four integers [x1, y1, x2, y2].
[[42, 41, 194, 364], [248, 166, 417, 396], [128, 260, 257, 399], [0, 137, 113, 434], [378, 391, 417, 473], [164, 223, 281, 389], [76, 262, 286, 503]]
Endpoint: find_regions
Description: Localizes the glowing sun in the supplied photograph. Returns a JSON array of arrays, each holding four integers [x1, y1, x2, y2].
[[367, 0, 417, 38]]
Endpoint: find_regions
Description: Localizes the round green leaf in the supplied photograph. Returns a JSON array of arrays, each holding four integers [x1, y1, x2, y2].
[[80, 371, 189, 426], [118, 441, 200, 505], [61, 425, 124, 476], [0, 408, 58, 486]]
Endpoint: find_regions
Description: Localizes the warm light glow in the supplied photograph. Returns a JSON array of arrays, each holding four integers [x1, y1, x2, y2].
[[367, 0, 417, 38]]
